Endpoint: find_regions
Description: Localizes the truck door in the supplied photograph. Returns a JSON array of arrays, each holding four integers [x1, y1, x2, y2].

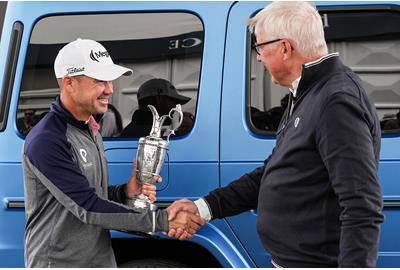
[[221, 1, 400, 267]]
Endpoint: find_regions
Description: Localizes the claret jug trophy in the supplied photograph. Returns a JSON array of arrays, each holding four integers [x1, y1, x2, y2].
[[131, 104, 183, 211]]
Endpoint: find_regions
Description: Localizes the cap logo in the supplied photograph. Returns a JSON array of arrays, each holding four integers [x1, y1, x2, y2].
[[90, 50, 109, 62], [67, 67, 85, 75]]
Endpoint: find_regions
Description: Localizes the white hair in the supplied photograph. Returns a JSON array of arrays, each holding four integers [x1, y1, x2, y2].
[[248, 1, 328, 58]]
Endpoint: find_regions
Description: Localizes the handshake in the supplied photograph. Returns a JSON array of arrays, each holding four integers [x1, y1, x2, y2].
[[165, 199, 206, 240], [127, 164, 206, 240]]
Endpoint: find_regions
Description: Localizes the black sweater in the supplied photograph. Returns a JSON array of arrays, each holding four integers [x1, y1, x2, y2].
[[204, 54, 384, 267]]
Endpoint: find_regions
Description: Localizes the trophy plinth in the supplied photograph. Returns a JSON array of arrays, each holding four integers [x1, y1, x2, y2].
[[129, 104, 183, 211]]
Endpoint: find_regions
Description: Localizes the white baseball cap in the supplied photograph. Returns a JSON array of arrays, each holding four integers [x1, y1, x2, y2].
[[54, 38, 132, 81]]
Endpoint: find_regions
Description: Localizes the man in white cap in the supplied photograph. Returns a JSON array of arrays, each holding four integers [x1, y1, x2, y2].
[[22, 38, 204, 267]]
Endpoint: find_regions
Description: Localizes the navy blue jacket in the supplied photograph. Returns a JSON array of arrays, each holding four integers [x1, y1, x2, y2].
[[204, 54, 384, 267]]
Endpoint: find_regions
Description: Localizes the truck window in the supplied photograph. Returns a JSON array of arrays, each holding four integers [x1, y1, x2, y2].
[[17, 12, 203, 138], [248, 8, 400, 135]]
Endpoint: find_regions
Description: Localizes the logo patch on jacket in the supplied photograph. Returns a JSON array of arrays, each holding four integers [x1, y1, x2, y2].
[[79, 149, 88, 162], [294, 117, 300, 128], [79, 148, 93, 168]]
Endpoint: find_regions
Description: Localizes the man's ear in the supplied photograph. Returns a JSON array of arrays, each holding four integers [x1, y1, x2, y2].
[[282, 40, 293, 61], [62, 76, 74, 92]]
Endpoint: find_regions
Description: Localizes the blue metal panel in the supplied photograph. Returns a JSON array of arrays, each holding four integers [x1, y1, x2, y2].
[[379, 162, 400, 196], [379, 209, 400, 252], [377, 209, 400, 267], [190, 219, 255, 267], [110, 219, 256, 267], [221, 2, 275, 266], [0, 164, 25, 267]]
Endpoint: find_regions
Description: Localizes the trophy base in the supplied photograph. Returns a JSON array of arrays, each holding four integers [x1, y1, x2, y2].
[[133, 198, 148, 209], [127, 194, 157, 211]]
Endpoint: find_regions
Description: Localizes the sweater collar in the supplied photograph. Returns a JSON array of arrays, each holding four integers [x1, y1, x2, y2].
[[51, 96, 89, 130], [295, 53, 343, 100]]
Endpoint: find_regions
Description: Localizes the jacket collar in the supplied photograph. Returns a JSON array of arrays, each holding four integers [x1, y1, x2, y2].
[[51, 96, 89, 130], [295, 53, 343, 100]]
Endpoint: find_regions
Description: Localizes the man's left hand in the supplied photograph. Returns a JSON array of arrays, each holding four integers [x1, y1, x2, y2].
[[126, 160, 162, 201]]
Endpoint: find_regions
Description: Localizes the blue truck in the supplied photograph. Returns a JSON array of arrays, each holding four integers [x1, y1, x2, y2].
[[0, 1, 399, 267]]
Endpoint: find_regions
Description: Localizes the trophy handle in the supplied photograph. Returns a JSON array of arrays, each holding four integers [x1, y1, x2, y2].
[[148, 105, 169, 138], [165, 104, 183, 141]]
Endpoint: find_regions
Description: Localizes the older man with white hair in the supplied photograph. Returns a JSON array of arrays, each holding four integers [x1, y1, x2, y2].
[[168, 1, 384, 267]]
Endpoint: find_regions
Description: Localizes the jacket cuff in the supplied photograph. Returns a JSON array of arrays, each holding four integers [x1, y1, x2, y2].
[[155, 209, 169, 232], [120, 183, 128, 201], [194, 198, 212, 222], [203, 194, 219, 220]]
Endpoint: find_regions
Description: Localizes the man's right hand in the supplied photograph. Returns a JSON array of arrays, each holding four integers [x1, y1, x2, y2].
[[167, 199, 199, 220], [166, 199, 204, 240]]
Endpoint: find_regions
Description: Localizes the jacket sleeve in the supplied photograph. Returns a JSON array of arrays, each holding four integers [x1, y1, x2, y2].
[[108, 184, 128, 204], [203, 157, 270, 219], [315, 92, 384, 267], [23, 134, 168, 232]]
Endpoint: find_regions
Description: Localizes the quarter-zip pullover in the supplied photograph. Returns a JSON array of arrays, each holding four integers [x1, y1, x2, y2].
[[23, 97, 168, 267], [204, 54, 384, 267]]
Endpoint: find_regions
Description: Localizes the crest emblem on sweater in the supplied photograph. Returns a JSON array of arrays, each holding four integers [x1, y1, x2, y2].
[[79, 149, 88, 163], [294, 117, 300, 128]]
